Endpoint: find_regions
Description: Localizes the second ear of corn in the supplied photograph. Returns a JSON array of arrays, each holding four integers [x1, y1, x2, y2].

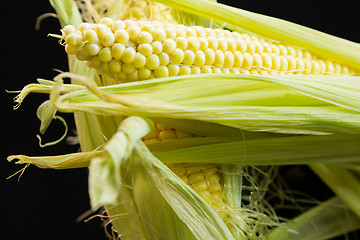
[[62, 18, 357, 83]]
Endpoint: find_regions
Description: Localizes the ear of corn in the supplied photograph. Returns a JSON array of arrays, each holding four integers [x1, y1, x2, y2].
[[156, 0, 360, 71], [61, 18, 356, 83]]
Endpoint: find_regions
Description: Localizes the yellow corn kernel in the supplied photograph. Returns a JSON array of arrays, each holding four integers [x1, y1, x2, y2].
[[62, 18, 357, 83]]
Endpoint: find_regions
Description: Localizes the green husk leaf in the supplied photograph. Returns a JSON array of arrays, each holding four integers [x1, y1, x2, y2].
[[132, 142, 236, 240], [153, 134, 360, 165], [88, 116, 153, 208], [156, 0, 360, 70], [53, 73, 360, 135], [7, 151, 102, 169], [50, 0, 83, 27], [268, 197, 360, 240], [310, 164, 360, 218]]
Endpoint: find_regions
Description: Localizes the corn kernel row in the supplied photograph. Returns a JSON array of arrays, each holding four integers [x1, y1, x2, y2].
[[62, 18, 356, 83]]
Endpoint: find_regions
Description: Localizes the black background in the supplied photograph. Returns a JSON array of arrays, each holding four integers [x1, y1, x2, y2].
[[2, 0, 360, 239]]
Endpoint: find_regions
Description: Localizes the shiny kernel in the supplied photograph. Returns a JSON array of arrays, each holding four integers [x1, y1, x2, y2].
[[295, 58, 305, 73], [183, 50, 195, 65], [62, 25, 76, 36], [233, 51, 243, 68], [102, 32, 115, 47], [261, 53, 272, 70], [165, 28, 177, 39], [212, 67, 221, 73], [213, 50, 224, 67], [254, 41, 264, 54], [163, 39, 177, 54], [138, 67, 152, 80], [158, 129, 176, 140], [192, 181, 209, 192], [311, 60, 321, 74], [95, 24, 111, 37], [111, 43, 126, 60], [121, 48, 136, 64], [109, 60, 121, 73], [176, 37, 188, 50], [138, 43, 153, 56], [287, 46, 297, 56], [198, 37, 208, 50], [153, 28, 166, 41], [146, 54, 160, 70], [242, 53, 253, 68], [325, 61, 335, 74], [318, 60, 327, 74], [168, 64, 180, 76], [98, 47, 112, 62], [246, 41, 256, 53], [217, 38, 228, 51], [303, 59, 312, 74], [99, 17, 113, 27], [179, 65, 191, 75], [194, 50, 205, 66], [115, 29, 130, 44], [223, 51, 234, 68], [84, 30, 100, 44], [252, 53, 262, 70], [122, 63, 136, 74], [203, 168, 217, 177], [279, 56, 288, 71], [154, 66, 169, 78], [114, 72, 127, 81], [278, 45, 288, 55], [66, 33, 82, 46], [85, 43, 101, 56], [188, 37, 200, 51], [209, 182, 222, 192], [227, 38, 237, 52], [271, 45, 280, 55], [186, 27, 197, 37], [204, 49, 215, 65], [286, 56, 297, 72], [191, 66, 201, 74], [334, 63, 342, 74], [128, 70, 139, 81], [159, 52, 170, 66], [170, 48, 184, 64], [137, 31, 153, 44], [188, 172, 205, 184], [141, 24, 155, 34], [127, 25, 141, 41], [133, 52, 146, 68], [111, 20, 125, 32], [200, 66, 212, 73], [271, 54, 281, 71], [65, 44, 76, 55], [236, 39, 247, 53], [151, 41, 163, 54], [207, 36, 218, 49]]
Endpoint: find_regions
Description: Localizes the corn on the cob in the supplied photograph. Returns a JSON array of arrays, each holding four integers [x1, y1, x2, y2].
[[61, 18, 356, 83], [142, 123, 228, 221]]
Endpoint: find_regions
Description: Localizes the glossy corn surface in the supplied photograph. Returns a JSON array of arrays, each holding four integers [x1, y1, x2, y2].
[[62, 18, 357, 82], [142, 123, 227, 220]]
